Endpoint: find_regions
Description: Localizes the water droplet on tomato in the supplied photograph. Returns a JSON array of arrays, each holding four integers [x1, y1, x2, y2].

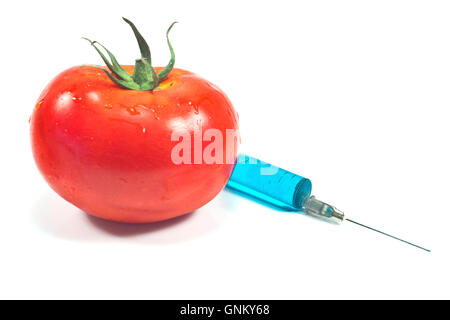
[[104, 103, 113, 109], [193, 105, 199, 114], [126, 107, 140, 115], [35, 100, 44, 109], [149, 108, 160, 120]]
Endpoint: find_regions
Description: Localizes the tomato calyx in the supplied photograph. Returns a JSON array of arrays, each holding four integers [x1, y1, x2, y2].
[[83, 17, 177, 91]]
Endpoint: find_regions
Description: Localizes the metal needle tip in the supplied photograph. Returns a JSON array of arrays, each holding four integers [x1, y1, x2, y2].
[[346, 218, 430, 252]]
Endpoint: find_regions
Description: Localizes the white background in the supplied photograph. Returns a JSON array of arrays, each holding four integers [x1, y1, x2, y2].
[[1, 0, 449, 299]]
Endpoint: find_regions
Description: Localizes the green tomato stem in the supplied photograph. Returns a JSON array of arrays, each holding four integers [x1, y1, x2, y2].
[[83, 18, 177, 91]]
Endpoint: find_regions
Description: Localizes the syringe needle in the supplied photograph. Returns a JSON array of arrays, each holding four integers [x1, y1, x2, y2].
[[346, 218, 430, 252], [302, 196, 430, 252]]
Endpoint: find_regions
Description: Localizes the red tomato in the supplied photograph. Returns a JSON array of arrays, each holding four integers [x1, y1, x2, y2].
[[30, 65, 239, 223]]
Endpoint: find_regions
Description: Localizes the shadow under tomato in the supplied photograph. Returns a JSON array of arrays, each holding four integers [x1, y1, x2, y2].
[[32, 191, 228, 243], [84, 212, 194, 237]]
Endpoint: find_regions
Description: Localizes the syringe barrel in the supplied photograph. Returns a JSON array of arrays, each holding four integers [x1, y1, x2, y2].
[[226, 154, 312, 210]]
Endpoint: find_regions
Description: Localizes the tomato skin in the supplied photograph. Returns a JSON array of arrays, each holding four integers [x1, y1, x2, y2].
[[31, 66, 239, 223]]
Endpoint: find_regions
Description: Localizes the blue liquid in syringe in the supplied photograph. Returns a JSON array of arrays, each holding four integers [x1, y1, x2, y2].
[[226, 154, 312, 211]]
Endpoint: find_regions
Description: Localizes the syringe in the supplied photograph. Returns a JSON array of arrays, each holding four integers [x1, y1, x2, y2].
[[226, 154, 430, 252]]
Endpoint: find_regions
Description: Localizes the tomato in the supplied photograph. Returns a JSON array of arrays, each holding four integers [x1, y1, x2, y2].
[[30, 19, 239, 223]]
